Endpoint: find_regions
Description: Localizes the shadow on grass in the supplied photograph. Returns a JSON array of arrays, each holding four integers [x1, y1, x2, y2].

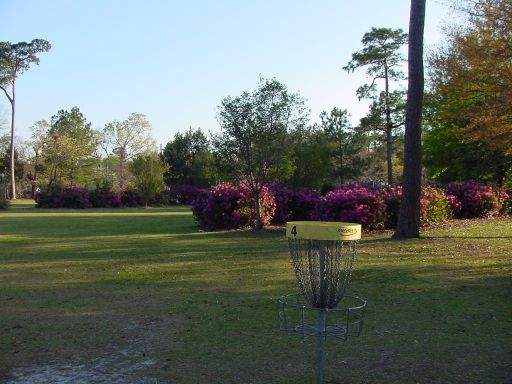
[[1, 260, 511, 384]]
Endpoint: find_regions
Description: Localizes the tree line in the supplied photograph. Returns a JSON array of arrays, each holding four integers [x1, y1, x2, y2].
[[1, 0, 510, 229]]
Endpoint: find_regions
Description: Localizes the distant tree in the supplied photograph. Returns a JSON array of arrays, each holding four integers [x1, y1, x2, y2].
[[394, 0, 426, 239], [43, 107, 96, 189], [162, 127, 216, 187], [288, 125, 331, 189], [0, 39, 51, 199], [344, 28, 408, 184], [102, 113, 156, 187], [130, 152, 168, 207], [28, 120, 50, 196], [213, 78, 308, 228], [320, 107, 368, 185]]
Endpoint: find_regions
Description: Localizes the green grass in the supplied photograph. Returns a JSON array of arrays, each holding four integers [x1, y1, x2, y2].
[[0, 201, 511, 383]]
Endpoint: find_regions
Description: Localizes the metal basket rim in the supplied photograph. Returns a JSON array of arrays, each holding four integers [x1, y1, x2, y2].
[[277, 292, 367, 311]]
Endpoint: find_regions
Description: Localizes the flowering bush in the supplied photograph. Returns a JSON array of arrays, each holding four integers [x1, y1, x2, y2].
[[238, 182, 276, 227], [500, 190, 512, 215], [420, 186, 452, 226], [269, 184, 320, 223], [445, 181, 503, 218], [191, 182, 276, 229], [319, 187, 386, 230], [191, 183, 243, 229], [378, 185, 402, 229], [119, 189, 145, 207], [35, 187, 93, 209], [88, 188, 122, 208], [172, 184, 205, 205], [35, 187, 168, 208]]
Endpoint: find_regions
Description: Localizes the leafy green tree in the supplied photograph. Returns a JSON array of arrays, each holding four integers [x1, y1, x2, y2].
[[288, 126, 331, 189], [162, 127, 216, 187], [344, 28, 408, 184], [0, 39, 51, 198], [423, 81, 512, 186], [394, 0, 426, 239], [320, 107, 368, 185], [426, 0, 512, 184], [42, 107, 96, 189], [213, 78, 308, 228], [102, 113, 156, 187], [130, 152, 168, 207]]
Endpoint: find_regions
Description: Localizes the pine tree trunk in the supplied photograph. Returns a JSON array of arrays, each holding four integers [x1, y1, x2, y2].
[[393, 0, 426, 239], [9, 88, 16, 200], [384, 66, 393, 185]]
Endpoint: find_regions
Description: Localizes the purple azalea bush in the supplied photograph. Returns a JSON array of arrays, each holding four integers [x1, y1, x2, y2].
[[88, 188, 122, 208], [445, 181, 505, 218], [191, 182, 276, 229], [172, 184, 205, 205], [269, 183, 321, 223], [191, 183, 243, 229], [35, 187, 167, 209], [319, 186, 387, 230], [35, 187, 93, 209]]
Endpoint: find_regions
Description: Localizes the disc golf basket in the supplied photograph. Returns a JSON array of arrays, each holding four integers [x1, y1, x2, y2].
[[278, 221, 367, 384]]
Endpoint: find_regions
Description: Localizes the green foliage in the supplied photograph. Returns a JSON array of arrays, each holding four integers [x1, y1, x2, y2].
[[424, 0, 512, 185], [0, 39, 51, 86], [288, 126, 331, 189], [162, 127, 216, 187], [428, 0, 512, 156], [0, 198, 9, 210], [320, 107, 369, 184], [40, 107, 96, 189], [130, 152, 168, 206], [420, 186, 451, 226]]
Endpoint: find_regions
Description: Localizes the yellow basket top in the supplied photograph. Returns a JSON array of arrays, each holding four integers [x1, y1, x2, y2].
[[286, 221, 361, 241]]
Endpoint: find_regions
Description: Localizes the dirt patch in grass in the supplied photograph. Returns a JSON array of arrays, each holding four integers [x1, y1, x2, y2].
[[2, 315, 177, 384]]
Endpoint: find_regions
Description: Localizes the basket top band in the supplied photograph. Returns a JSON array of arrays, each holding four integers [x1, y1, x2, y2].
[[286, 221, 361, 241]]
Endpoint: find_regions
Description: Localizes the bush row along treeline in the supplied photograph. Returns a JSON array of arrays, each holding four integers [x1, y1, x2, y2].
[[34, 181, 512, 230]]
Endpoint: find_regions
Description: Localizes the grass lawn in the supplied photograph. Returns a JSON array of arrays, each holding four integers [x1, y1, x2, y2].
[[0, 200, 511, 383]]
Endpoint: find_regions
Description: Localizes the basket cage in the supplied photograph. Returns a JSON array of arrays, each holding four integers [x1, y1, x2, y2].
[[288, 238, 358, 309], [278, 293, 366, 339]]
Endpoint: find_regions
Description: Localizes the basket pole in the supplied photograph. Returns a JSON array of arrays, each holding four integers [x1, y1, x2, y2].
[[315, 309, 326, 384]]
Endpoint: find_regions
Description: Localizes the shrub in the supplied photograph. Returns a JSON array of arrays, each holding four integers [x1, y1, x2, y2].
[[0, 198, 10, 210], [120, 190, 145, 207], [191, 182, 276, 229], [378, 185, 402, 229], [269, 184, 320, 223], [191, 183, 242, 229], [88, 188, 121, 208], [35, 187, 92, 209], [500, 190, 512, 215], [319, 187, 386, 230], [172, 184, 204, 205], [420, 186, 452, 226], [238, 182, 276, 227], [445, 181, 503, 218]]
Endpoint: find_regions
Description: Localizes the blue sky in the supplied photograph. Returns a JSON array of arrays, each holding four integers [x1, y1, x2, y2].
[[1, 0, 452, 147]]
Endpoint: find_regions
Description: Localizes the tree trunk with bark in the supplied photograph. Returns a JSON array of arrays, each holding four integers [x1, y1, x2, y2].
[[393, 0, 426, 239]]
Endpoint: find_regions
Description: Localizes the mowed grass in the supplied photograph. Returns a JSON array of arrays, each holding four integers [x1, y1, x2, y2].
[[0, 200, 511, 383]]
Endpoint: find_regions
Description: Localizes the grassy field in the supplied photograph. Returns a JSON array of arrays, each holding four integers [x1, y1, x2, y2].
[[0, 200, 511, 383]]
